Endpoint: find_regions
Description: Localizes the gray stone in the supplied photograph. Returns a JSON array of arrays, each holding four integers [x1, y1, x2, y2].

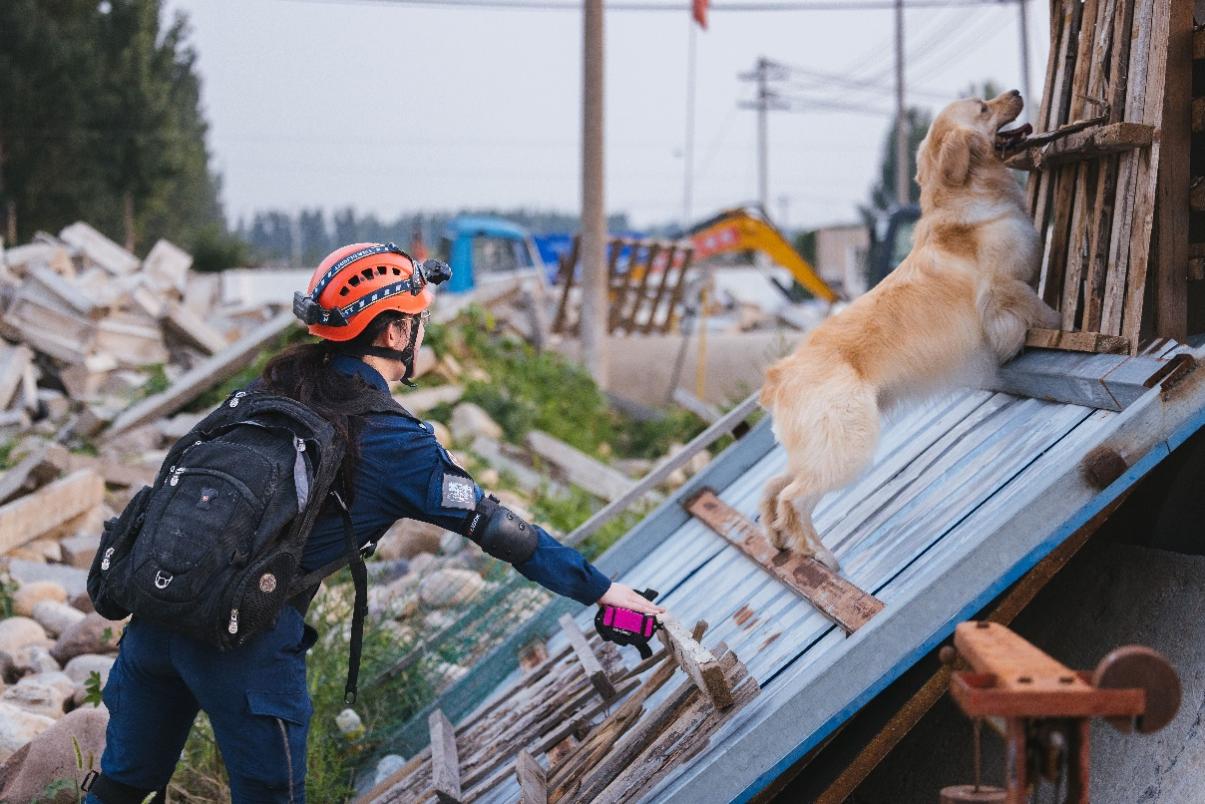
[[0, 705, 107, 801], [375, 519, 443, 561], [366, 558, 409, 585], [59, 532, 101, 569], [11, 581, 68, 618], [18, 671, 73, 700], [7, 561, 88, 598], [31, 601, 86, 638], [2, 679, 67, 719], [69, 592, 94, 615], [439, 530, 466, 555], [0, 618, 49, 657], [409, 552, 436, 575], [62, 654, 115, 686], [0, 702, 55, 762], [374, 754, 408, 786], [418, 568, 484, 608], [50, 614, 123, 665], [450, 402, 503, 442], [13, 646, 60, 677]]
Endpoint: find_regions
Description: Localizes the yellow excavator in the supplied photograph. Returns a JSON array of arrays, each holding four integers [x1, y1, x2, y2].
[[686, 206, 840, 303]]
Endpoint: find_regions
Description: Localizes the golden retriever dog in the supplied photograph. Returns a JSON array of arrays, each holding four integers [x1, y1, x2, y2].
[[758, 89, 1059, 570]]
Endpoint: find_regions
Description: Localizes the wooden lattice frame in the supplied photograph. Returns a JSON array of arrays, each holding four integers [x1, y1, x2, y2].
[[1007, 0, 1192, 352]]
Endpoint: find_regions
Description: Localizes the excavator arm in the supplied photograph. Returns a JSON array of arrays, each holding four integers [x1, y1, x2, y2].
[[687, 207, 840, 303]]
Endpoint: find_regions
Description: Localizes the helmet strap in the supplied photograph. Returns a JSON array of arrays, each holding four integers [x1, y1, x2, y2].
[[334, 315, 423, 387]]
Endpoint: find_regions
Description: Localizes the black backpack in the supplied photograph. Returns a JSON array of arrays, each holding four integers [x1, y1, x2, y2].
[[88, 387, 406, 702]]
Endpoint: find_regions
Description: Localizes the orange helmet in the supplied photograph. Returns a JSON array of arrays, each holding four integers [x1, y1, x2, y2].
[[292, 242, 451, 341]]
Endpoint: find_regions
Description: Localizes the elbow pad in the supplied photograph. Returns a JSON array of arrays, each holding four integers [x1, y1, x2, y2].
[[466, 495, 538, 565]]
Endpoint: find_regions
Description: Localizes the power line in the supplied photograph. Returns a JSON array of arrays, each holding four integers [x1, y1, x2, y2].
[[280, 0, 1017, 11]]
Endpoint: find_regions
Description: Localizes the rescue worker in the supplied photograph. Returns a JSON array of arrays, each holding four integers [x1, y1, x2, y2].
[[85, 243, 663, 804]]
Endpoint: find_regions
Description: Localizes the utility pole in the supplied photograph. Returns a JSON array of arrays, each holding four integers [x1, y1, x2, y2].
[[739, 58, 787, 213], [683, 20, 698, 228], [580, 0, 608, 387], [1016, 0, 1032, 109], [894, 0, 909, 207]]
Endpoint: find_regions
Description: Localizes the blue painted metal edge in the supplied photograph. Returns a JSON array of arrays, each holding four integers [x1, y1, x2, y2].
[[733, 403, 1205, 803]]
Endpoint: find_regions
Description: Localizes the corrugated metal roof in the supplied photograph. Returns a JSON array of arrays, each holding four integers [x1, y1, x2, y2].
[[455, 342, 1205, 804]]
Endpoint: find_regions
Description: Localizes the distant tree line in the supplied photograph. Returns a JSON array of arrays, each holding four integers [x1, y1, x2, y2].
[[0, 0, 245, 269], [237, 208, 631, 267]]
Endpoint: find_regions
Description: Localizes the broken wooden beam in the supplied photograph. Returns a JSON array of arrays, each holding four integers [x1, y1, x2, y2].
[[1024, 328, 1131, 354], [1193, 97, 1205, 133], [685, 488, 885, 634], [655, 613, 734, 710], [1192, 177, 1205, 212], [105, 310, 296, 439], [988, 349, 1189, 411], [0, 469, 104, 554], [527, 430, 635, 502], [515, 750, 547, 804], [428, 708, 462, 804], [558, 613, 618, 701], [1004, 122, 1154, 171]]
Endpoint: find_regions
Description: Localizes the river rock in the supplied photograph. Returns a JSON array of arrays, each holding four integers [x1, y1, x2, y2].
[[366, 558, 410, 585], [450, 402, 502, 442], [2, 679, 67, 719], [374, 754, 407, 786], [408, 552, 436, 575], [0, 705, 108, 803], [13, 646, 60, 677], [438, 531, 466, 556], [7, 561, 88, 598], [69, 592, 95, 615], [31, 601, 86, 638], [12, 581, 67, 618], [62, 655, 116, 686], [59, 532, 101, 569], [375, 519, 443, 561], [18, 672, 74, 701], [0, 702, 56, 762], [0, 618, 49, 657], [24, 539, 62, 563], [50, 614, 123, 665], [429, 419, 452, 447], [418, 568, 484, 608]]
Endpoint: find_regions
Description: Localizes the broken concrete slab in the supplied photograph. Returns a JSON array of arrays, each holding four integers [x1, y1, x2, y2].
[[142, 238, 191, 295], [57, 223, 137, 275], [0, 470, 104, 554], [104, 311, 297, 439]]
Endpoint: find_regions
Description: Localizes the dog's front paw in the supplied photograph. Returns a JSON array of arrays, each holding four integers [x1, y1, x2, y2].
[[807, 539, 842, 572]]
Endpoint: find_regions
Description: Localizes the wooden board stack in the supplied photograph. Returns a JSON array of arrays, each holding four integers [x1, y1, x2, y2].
[[1006, 0, 1193, 353], [363, 618, 758, 803]]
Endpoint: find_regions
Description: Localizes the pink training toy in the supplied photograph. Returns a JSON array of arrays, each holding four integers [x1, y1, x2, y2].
[[595, 588, 660, 659]]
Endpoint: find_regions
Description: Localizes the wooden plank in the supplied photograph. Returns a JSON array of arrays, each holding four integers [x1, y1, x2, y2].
[[656, 247, 695, 333], [1152, 0, 1191, 342], [1194, 24, 1205, 59], [516, 750, 547, 804], [551, 235, 579, 335], [428, 709, 462, 804], [105, 310, 296, 438], [989, 349, 1174, 411], [1004, 122, 1153, 171], [0, 469, 103, 553], [558, 613, 617, 700], [1025, 328, 1130, 354], [1121, 0, 1175, 347], [684, 488, 884, 634], [564, 392, 758, 547], [655, 612, 734, 709], [574, 654, 734, 803], [527, 430, 634, 503]]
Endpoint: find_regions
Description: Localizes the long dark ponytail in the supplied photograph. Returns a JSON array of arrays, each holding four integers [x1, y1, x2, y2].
[[260, 311, 408, 498]]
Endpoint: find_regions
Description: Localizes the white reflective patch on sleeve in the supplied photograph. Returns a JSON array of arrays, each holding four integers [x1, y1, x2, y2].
[[441, 475, 477, 510]]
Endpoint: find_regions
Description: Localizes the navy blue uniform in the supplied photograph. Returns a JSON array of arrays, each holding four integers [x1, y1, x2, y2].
[[88, 356, 610, 803]]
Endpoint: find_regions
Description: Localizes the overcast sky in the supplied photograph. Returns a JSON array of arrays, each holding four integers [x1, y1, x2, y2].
[[163, 0, 1050, 231]]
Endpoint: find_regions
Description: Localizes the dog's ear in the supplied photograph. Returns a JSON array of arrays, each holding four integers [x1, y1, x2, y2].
[[915, 134, 933, 187], [937, 127, 990, 186]]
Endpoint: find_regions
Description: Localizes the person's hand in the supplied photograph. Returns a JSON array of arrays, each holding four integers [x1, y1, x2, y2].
[[597, 583, 665, 616]]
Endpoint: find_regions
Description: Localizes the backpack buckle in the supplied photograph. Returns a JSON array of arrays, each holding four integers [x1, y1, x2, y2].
[[154, 570, 174, 590]]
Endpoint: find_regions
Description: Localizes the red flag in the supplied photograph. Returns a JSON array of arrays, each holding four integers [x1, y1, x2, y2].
[[692, 0, 708, 29]]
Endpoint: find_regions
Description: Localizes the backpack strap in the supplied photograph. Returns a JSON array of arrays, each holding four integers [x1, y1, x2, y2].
[[338, 491, 369, 705]]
